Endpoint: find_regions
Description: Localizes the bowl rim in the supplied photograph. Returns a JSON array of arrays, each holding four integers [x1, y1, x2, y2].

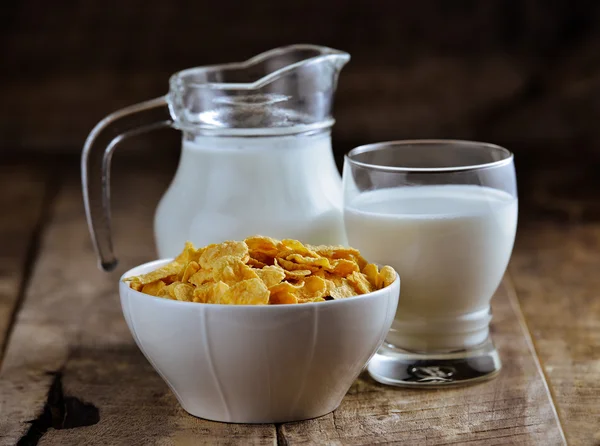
[[120, 258, 400, 309]]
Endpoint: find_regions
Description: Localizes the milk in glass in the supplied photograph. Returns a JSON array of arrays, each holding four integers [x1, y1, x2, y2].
[[344, 184, 518, 352]]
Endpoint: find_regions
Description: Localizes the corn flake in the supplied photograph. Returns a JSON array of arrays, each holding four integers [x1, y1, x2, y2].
[[330, 279, 358, 299], [279, 239, 319, 258], [255, 265, 286, 288], [283, 269, 312, 280], [247, 257, 268, 269], [246, 235, 279, 256], [362, 263, 381, 289], [188, 269, 213, 287], [347, 271, 373, 294], [276, 257, 319, 272], [379, 266, 397, 288], [175, 241, 203, 265], [193, 281, 230, 304], [124, 237, 396, 305], [129, 280, 143, 292], [269, 290, 298, 305], [181, 261, 200, 283], [126, 262, 184, 286], [212, 257, 258, 285], [173, 283, 194, 302], [199, 241, 249, 269], [220, 279, 269, 305], [286, 254, 331, 269], [141, 280, 166, 296], [157, 282, 183, 299], [328, 259, 359, 277], [308, 244, 368, 270]]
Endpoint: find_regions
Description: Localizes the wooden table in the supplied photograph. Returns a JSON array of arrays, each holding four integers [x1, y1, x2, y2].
[[0, 158, 598, 445]]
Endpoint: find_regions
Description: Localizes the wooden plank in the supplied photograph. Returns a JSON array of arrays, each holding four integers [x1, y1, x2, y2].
[[510, 223, 600, 446], [0, 164, 49, 362], [0, 169, 275, 445], [278, 282, 566, 445]]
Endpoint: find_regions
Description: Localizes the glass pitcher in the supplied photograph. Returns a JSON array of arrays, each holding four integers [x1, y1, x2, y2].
[[82, 45, 350, 271]]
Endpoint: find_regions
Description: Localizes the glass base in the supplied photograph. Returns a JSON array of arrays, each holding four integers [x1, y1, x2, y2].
[[368, 336, 501, 387]]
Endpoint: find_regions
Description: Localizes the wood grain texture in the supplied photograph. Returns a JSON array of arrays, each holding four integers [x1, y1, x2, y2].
[[510, 224, 600, 446], [0, 165, 565, 445], [278, 283, 565, 445], [0, 164, 48, 362]]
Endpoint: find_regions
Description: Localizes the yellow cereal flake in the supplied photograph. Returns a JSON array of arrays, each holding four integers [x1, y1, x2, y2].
[[175, 241, 203, 264], [129, 279, 143, 292], [308, 245, 368, 270], [313, 270, 342, 286], [269, 281, 302, 295], [193, 281, 230, 304], [126, 262, 184, 285], [157, 282, 183, 300], [276, 257, 319, 272], [255, 265, 286, 288], [328, 259, 359, 277], [188, 269, 213, 287], [296, 276, 329, 300], [173, 283, 195, 302], [279, 239, 319, 258], [347, 271, 373, 294], [323, 279, 337, 296], [286, 254, 331, 268], [124, 238, 396, 305], [141, 280, 166, 296], [247, 257, 268, 269], [245, 235, 279, 256], [379, 265, 397, 288], [330, 278, 358, 299], [212, 257, 258, 285], [283, 269, 312, 280], [362, 263, 381, 289], [220, 279, 270, 305], [181, 261, 200, 283], [269, 290, 298, 305], [199, 241, 249, 269]]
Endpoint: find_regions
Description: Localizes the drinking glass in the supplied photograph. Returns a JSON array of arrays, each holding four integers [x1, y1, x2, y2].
[[343, 140, 517, 387]]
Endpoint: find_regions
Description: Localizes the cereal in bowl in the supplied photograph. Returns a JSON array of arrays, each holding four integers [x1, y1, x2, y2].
[[123, 237, 396, 305]]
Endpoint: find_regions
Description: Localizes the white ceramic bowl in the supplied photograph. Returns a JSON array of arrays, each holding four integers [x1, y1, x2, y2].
[[120, 259, 400, 424]]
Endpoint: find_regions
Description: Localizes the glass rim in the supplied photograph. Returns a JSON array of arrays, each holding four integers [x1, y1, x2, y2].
[[345, 139, 514, 173]]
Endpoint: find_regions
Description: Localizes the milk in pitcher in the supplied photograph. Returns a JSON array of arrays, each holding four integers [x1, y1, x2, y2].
[[155, 131, 346, 258]]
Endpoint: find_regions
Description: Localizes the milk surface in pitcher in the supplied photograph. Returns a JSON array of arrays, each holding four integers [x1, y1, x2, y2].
[[155, 130, 346, 259]]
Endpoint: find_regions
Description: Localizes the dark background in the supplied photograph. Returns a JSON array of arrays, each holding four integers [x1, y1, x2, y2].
[[2, 0, 599, 221]]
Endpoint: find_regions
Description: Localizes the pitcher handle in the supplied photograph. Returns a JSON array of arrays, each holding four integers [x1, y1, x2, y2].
[[81, 96, 172, 271]]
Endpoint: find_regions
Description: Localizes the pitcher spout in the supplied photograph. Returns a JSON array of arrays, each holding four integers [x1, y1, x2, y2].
[[168, 44, 351, 135], [243, 44, 351, 90]]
